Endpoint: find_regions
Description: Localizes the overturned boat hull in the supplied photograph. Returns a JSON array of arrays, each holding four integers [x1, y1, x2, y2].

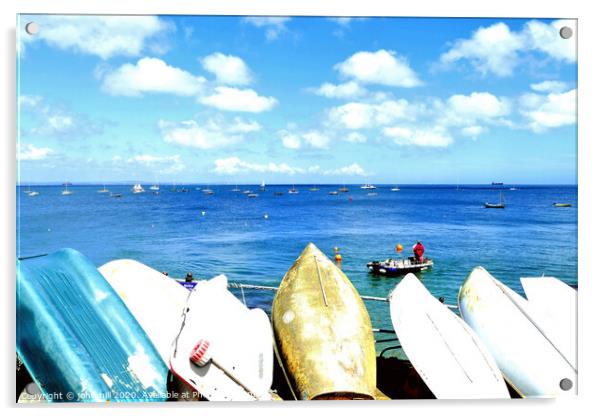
[[273, 243, 378, 400]]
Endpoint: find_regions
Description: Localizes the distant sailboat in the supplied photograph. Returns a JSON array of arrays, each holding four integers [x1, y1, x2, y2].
[[24, 186, 32, 194], [61, 184, 73, 196], [132, 183, 145, 194], [339, 185, 349, 193], [232, 185, 241, 192], [259, 180, 266, 191], [98, 184, 110, 193], [485, 191, 505, 208], [288, 185, 299, 194]]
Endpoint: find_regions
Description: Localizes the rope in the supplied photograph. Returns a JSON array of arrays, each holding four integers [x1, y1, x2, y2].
[[224, 282, 458, 309]]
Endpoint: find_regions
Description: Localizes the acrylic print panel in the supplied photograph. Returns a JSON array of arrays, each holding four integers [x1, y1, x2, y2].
[[16, 14, 577, 402]]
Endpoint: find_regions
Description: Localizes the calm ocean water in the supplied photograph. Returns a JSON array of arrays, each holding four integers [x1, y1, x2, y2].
[[17, 184, 577, 354]]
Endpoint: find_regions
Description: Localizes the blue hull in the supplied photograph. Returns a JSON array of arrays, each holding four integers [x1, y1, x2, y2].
[[17, 249, 168, 402]]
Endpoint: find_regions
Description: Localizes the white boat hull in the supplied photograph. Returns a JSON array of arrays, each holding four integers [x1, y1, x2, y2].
[[169, 276, 274, 401], [459, 267, 576, 397], [390, 274, 509, 399]]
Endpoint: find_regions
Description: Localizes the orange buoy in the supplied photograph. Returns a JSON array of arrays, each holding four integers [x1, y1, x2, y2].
[[396, 244, 403, 252], [334, 253, 343, 262]]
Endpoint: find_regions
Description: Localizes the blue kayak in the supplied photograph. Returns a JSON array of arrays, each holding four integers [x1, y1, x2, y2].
[[17, 249, 168, 402]]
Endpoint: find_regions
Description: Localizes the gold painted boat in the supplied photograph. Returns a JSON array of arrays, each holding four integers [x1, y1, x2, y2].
[[272, 243, 379, 400]]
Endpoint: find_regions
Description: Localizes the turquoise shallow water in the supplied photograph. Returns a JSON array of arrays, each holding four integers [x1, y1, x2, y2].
[[17, 184, 577, 353]]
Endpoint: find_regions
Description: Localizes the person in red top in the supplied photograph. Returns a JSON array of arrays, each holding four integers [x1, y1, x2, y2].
[[413, 241, 425, 263]]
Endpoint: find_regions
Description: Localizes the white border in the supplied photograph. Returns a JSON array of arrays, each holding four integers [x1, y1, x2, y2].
[[3, 1, 601, 415]]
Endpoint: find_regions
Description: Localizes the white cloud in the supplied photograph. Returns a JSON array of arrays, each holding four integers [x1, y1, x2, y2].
[[279, 130, 331, 150], [242, 17, 290, 41], [519, 89, 576, 132], [524, 19, 576, 63], [444, 92, 511, 125], [461, 125, 486, 138], [312, 81, 367, 99], [343, 132, 367, 143], [101, 58, 206, 97], [199, 86, 277, 113], [17, 143, 53, 160], [214, 157, 304, 175], [302, 131, 330, 149], [382, 126, 453, 148], [281, 133, 301, 149], [158, 117, 260, 149], [440, 19, 576, 77], [18, 95, 103, 137], [327, 99, 414, 130], [201, 53, 253, 85], [440, 23, 523, 77], [229, 117, 262, 133], [530, 80, 569, 93], [20, 15, 169, 59], [323, 163, 367, 176], [335, 50, 422, 87], [127, 154, 184, 174], [213, 157, 368, 177]]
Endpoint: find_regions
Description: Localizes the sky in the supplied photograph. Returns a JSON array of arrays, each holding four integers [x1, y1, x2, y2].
[[17, 15, 577, 185]]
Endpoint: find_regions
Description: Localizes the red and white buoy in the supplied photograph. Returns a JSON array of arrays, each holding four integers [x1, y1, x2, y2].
[[190, 339, 213, 367]]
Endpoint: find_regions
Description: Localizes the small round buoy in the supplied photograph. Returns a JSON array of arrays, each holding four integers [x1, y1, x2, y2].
[[201, 211, 206, 216], [396, 244, 403, 252], [335, 253, 343, 262], [190, 339, 212, 367], [263, 213, 269, 219]]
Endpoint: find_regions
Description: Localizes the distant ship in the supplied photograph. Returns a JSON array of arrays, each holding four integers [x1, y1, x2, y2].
[[132, 184, 145, 194]]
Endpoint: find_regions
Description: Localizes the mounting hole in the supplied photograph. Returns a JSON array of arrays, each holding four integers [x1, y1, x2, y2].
[[559, 26, 573, 40], [559, 378, 573, 391], [25, 22, 39, 36]]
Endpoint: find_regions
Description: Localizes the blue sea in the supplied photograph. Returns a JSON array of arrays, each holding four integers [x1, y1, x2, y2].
[[17, 184, 577, 354]]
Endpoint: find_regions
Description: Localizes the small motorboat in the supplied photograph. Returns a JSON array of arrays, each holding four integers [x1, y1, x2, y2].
[[288, 186, 299, 194], [309, 186, 319, 192], [391, 186, 401, 192], [367, 257, 433, 276], [361, 184, 376, 190], [247, 193, 258, 198], [110, 193, 123, 198], [28, 191, 40, 197], [553, 203, 572, 207], [329, 191, 339, 196]]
